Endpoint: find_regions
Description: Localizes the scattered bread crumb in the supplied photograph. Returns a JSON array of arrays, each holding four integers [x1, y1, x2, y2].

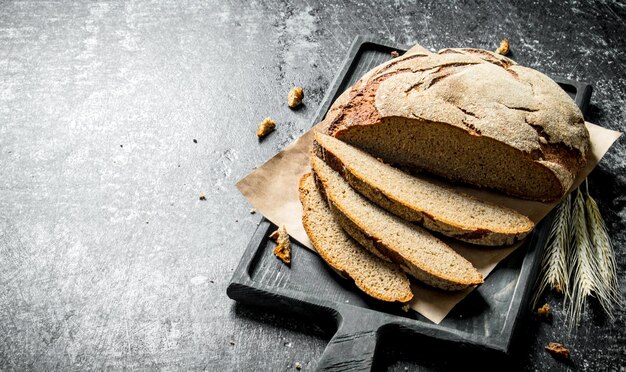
[[257, 117, 276, 138], [495, 38, 509, 55], [545, 342, 570, 360], [401, 304, 410, 313], [270, 225, 291, 265], [537, 303, 551, 319], [552, 282, 563, 294], [199, 192, 206, 201], [250, 208, 256, 214], [294, 362, 302, 370], [288, 87, 304, 108], [390, 50, 400, 58], [229, 340, 235, 346]]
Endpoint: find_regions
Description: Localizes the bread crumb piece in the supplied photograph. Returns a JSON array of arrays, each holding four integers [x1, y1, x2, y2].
[[288, 87, 304, 108], [199, 192, 206, 201], [401, 304, 410, 312], [229, 340, 235, 346], [545, 342, 570, 359], [250, 208, 256, 214], [537, 303, 551, 318], [270, 225, 291, 265], [294, 362, 302, 370], [552, 282, 563, 294], [257, 117, 276, 138], [390, 50, 400, 58], [495, 38, 509, 55]]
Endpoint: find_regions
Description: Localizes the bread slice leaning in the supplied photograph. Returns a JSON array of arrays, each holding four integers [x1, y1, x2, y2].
[[314, 132, 535, 246], [299, 173, 413, 303], [311, 156, 483, 291]]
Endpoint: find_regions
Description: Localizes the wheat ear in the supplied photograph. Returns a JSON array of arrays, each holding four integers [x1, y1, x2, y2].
[[568, 187, 602, 329], [584, 181, 622, 320], [532, 193, 572, 308]]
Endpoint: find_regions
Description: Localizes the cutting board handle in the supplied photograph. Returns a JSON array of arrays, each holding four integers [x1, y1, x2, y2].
[[316, 306, 387, 371]]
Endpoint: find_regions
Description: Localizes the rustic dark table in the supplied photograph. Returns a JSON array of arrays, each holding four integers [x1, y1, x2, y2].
[[1, 1, 624, 370]]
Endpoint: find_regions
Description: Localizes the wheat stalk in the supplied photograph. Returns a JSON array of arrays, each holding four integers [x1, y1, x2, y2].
[[532, 193, 572, 308], [584, 181, 622, 320], [533, 180, 621, 328], [567, 187, 603, 329]]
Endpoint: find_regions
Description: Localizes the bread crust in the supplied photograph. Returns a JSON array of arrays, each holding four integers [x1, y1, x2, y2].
[[325, 47, 590, 201]]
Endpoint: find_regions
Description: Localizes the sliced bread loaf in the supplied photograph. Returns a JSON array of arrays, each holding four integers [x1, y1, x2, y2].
[[314, 132, 535, 246], [299, 173, 413, 303], [310, 156, 483, 291], [325, 47, 590, 201]]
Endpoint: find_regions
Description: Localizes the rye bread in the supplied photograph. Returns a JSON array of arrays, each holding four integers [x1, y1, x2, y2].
[[310, 156, 483, 291], [314, 132, 535, 246], [299, 173, 413, 303], [324, 47, 590, 201]]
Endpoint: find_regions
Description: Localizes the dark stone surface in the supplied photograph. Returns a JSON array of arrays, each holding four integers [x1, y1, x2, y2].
[[0, 0, 624, 370]]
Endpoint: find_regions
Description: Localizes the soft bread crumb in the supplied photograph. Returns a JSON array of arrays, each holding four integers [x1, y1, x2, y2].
[[545, 342, 570, 359], [552, 282, 563, 294], [294, 361, 302, 370], [313, 132, 534, 246], [288, 87, 304, 108], [495, 38, 509, 55], [199, 192, 206, 201], [537, 303, 551, 318], [270, 225, 291, 265], [401, 303, 410, 312], [257, 117, 276, 138], [390, 50, 400, 58], [250, 208, 256, 214], [299, 173, 413, 302], [310, 156, 483, 290]]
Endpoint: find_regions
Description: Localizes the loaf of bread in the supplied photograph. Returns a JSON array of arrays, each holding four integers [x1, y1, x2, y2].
[[322, 47, 590, 201], [299, 173, 413, 302], [311, 156, 483, 291], [314, 131, 534, 246]]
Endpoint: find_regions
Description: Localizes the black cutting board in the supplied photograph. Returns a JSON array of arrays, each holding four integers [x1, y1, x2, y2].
[[227, 36, 593, 371]]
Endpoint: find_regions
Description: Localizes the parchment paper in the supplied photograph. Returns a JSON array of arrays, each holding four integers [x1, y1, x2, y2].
[[237, 122, 621, 323]]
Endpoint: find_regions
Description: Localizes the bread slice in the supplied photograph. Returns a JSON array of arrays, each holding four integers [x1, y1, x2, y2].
[[314, 132, 535, 246], [326, 47, 590, 201], [299, 173, 413, 303], [310, 156, 483, 291]]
